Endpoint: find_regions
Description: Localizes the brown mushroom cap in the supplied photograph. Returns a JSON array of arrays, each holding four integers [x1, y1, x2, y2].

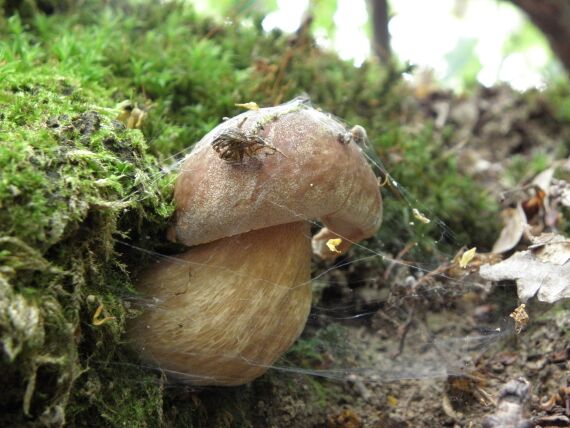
[[168, 100, 382, 258]]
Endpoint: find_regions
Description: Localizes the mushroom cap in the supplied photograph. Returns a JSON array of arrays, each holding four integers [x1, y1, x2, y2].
[[168, 100, 382, 258]]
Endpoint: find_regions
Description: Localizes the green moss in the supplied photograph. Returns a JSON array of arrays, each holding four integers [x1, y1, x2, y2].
[[0, 14, 173, 425], [505, 152, 551, 186], [372, 124, 500, 255], [284, 324, 351, 369]]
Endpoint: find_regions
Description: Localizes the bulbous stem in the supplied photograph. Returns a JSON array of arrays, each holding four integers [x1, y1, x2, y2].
[[128, 221, 312, 386]]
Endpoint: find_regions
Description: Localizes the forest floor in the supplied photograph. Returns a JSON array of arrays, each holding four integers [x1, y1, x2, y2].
[[228, 85, 570, 428], [254, 297, 568, 428]]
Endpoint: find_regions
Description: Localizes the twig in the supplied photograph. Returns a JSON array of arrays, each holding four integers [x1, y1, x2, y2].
[[390, 305, 415, 359], [383, 241, 416, 281], [411, 263, 450, 292]]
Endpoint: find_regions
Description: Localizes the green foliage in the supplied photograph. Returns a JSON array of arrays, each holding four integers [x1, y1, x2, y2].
[[281, 324, 349, 409], [369, 122, 500, 255], [544, 80, 570, 125], [311, 0, 338, 39], [284, 324, 351, 368], [444, 38, 482, 90], [197, 0, 277, 19], [502, 18, 549, 58], [0, 12, 174, 426], [505, 152, 550, 187]]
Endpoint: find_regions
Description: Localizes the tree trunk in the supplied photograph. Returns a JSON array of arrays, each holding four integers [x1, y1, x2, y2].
[[370, 0, 391, 63], [510, 0, 570, 73]]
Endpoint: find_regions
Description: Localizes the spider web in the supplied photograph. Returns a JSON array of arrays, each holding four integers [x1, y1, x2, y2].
[[111, 99, 517, 392]]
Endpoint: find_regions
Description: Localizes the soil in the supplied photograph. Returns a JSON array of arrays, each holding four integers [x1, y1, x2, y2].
[[223, 85, 570, 428], [235, 275, 569, 428]]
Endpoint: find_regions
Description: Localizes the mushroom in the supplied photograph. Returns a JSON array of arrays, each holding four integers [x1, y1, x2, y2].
[[128, 100, 382, 386]]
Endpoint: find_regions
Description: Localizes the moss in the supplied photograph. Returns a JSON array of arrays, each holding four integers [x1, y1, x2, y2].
[[284, 324, 351, 369], [0, 14, 173, 425], [505, 152, 551, 186]]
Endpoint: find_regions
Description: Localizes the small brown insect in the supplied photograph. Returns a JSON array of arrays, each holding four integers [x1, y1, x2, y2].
[[337, 131, 352, 145], [212, 119, 286, 163], [337, 125, 368, 146]]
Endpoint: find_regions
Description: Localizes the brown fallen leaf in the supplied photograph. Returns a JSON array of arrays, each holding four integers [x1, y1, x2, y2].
[[521, 187, 546, 221], [327, 408, 362, 428], [528, 167, 566, 229], [509, 304, 529, 334], [492, 204, 526, 254]]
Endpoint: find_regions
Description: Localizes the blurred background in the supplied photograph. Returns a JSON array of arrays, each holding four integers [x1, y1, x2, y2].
[[194, 0, 567, 91]]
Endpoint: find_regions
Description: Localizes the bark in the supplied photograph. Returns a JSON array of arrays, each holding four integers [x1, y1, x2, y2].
[[510, 0, 570, 73], [370, 0, 391, 63]]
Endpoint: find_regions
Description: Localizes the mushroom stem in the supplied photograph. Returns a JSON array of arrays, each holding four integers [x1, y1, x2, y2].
[[129, 221, 312, 385]]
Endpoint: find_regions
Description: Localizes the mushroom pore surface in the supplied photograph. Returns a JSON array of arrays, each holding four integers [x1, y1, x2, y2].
[[128, 100, 382, 385]]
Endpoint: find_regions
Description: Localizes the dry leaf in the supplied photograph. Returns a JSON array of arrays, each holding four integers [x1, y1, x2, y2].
[[521, 188, 546, 220], [386, 395, 398, 407], [480, 249, 570, 303], [116, 100, 147, 129], [235, 102, 260, 111], [532, 168, 555, 192], [326, 238, 342, 254], [532, 167, 555, 193], [482, 378, 531, 428], [92, 303, 116, 326], [550, 178, 570, 207], [412, 208, 431, 224], [492, 204, 526, 253], [529, 233, 570, 265], [509, 304, 529, 334], [459, 247, 477, 268], [327, 408, 362, 428]]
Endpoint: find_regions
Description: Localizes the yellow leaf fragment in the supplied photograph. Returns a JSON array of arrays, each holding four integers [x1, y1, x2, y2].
[[235, 102, 260, 111], [378, 174, 389, 188], [92, 303, 116, 326], [459, 247, 477, 268], [116, 100, 147, 129], [387, 395, 398, 407], [412, 208, 431, 224], [326, 238, 342, 254], [510, 303, 529, 334]]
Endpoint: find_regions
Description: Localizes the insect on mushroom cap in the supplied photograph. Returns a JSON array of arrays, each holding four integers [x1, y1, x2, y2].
[[168, 99, 382, 258]]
